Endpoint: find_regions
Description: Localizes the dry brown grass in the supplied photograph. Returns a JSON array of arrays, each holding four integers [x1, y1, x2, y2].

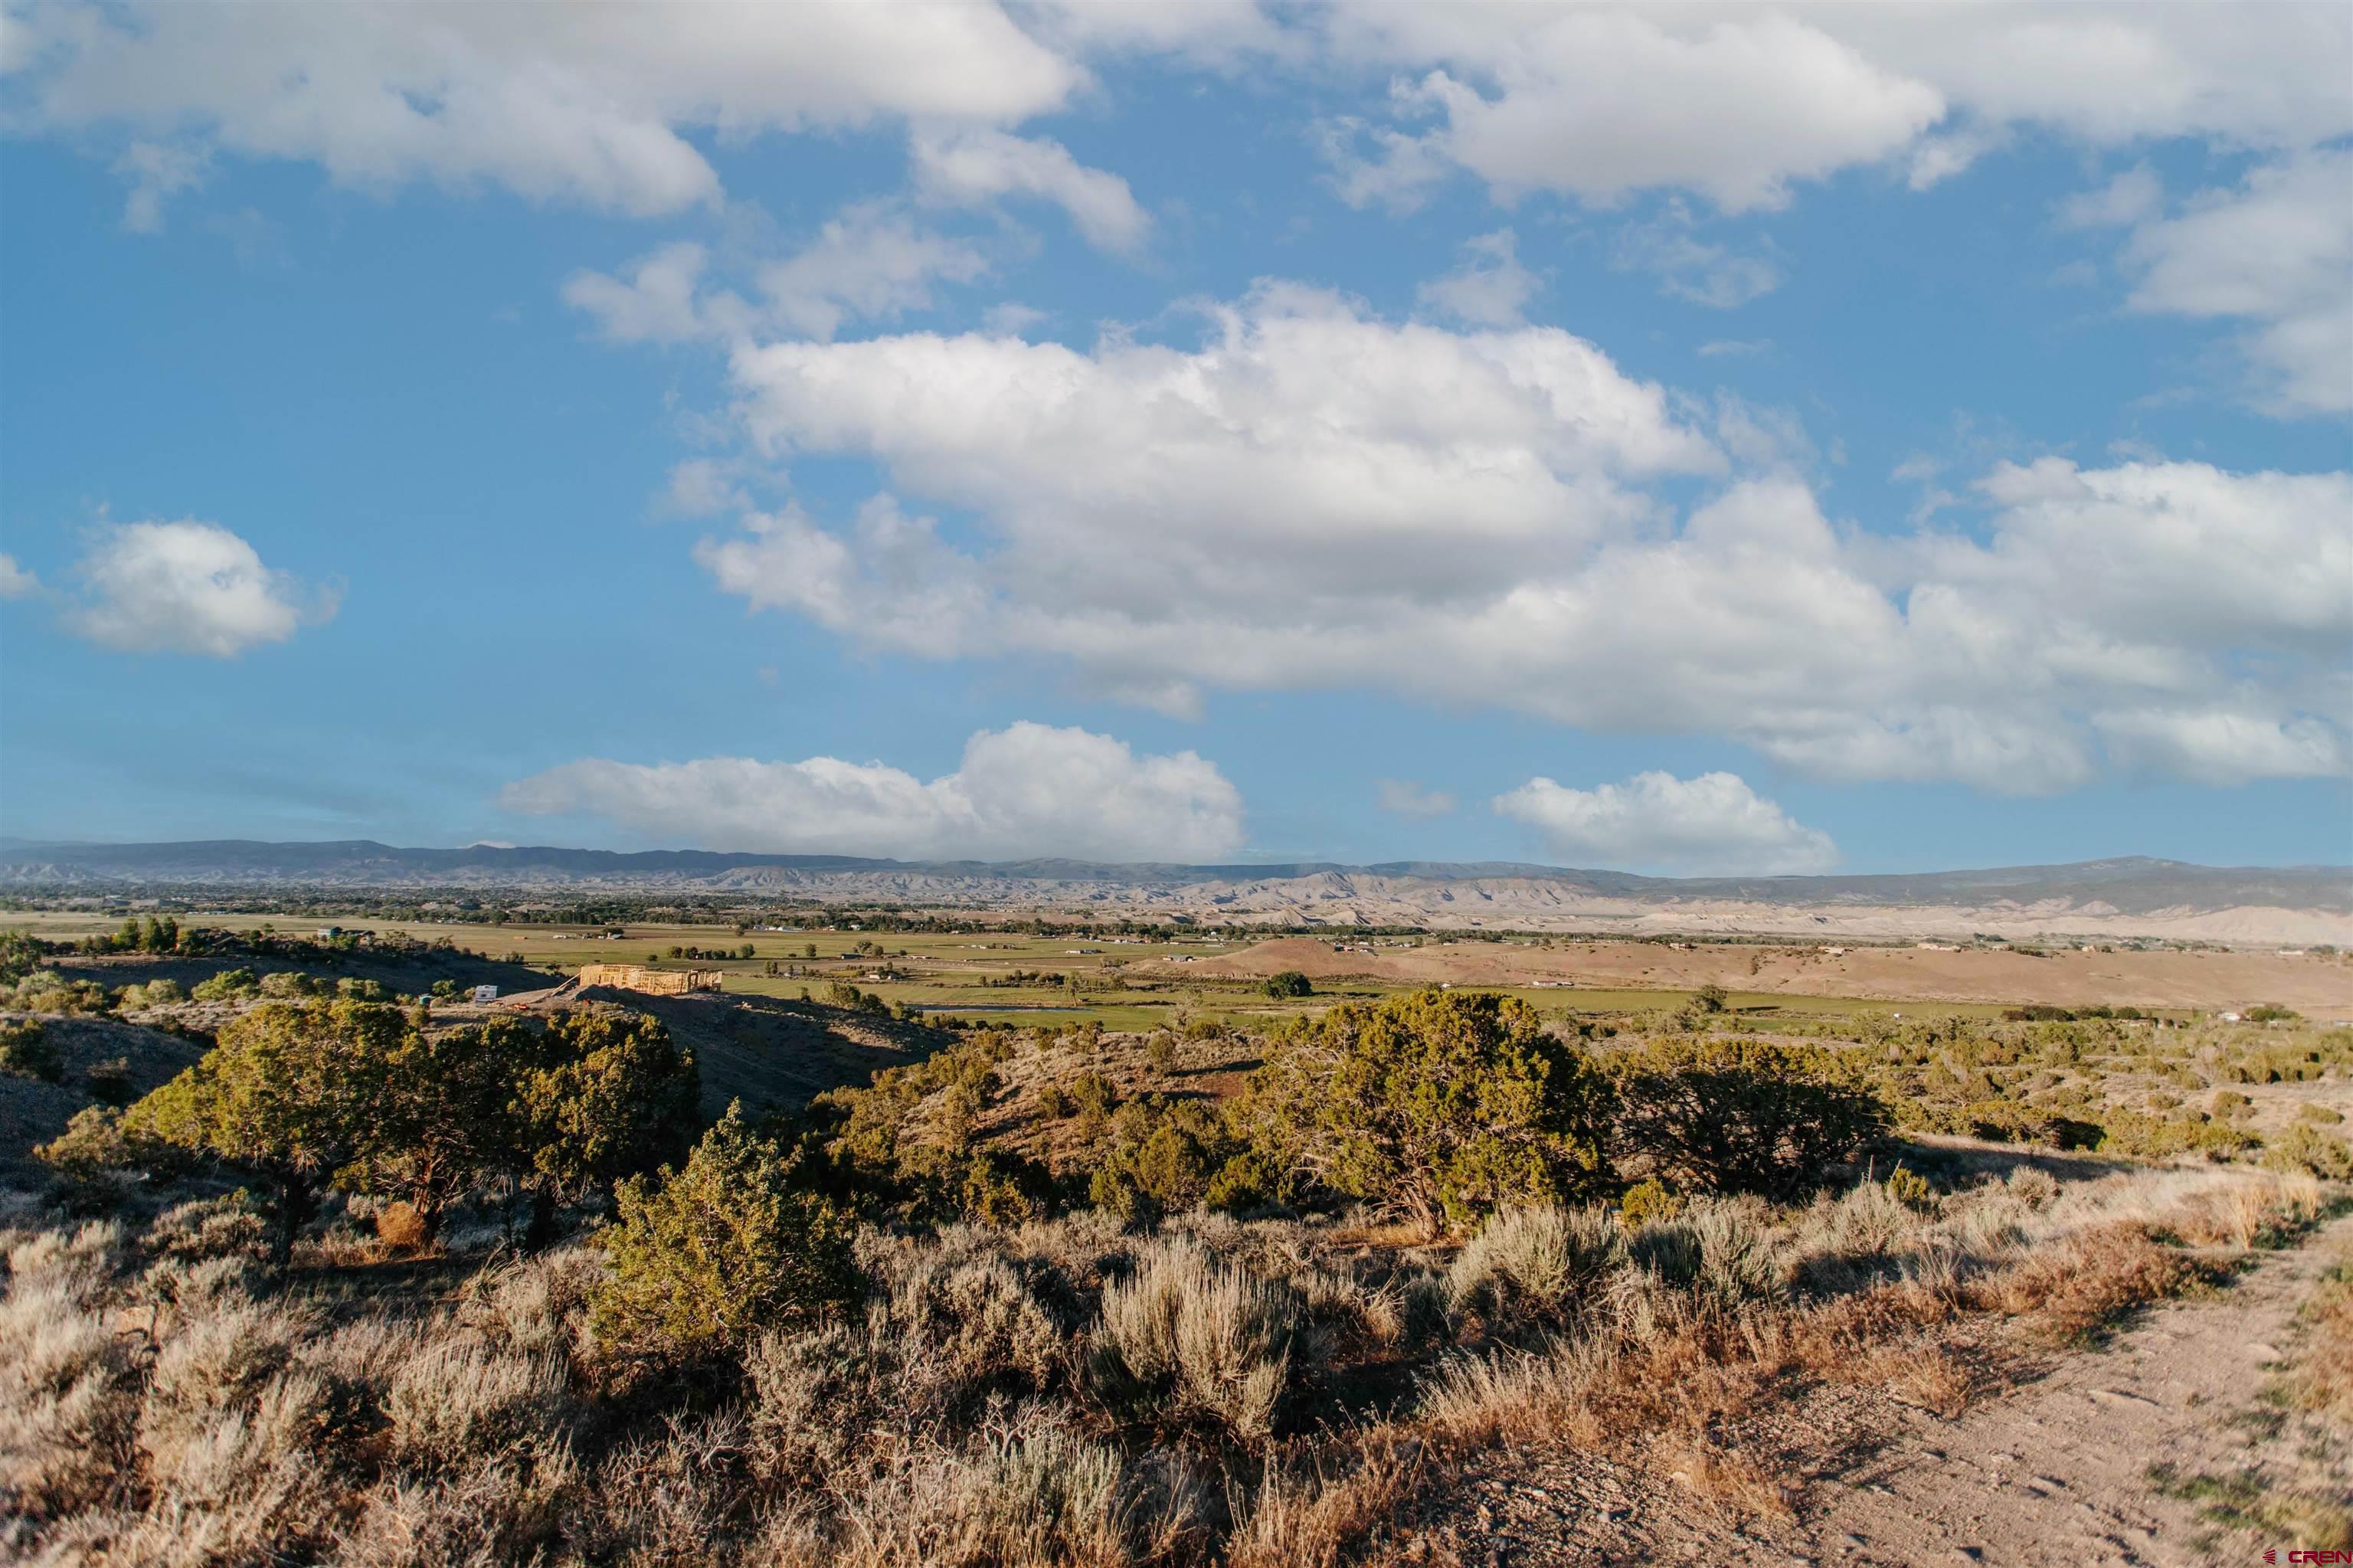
[[372, 1200, 428, 1251], [1854, 1339, 1978, 1418], [1975, 1224, 2223, 1345], [1651, 1432, 1795, 1524], [2292, 1248, 2353, 1422], [1406, 1164, 2328, 1530], [1225, 1437, 1422, 1568]]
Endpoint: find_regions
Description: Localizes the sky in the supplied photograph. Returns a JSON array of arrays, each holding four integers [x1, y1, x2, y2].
[[1, 2, 2348, 877]]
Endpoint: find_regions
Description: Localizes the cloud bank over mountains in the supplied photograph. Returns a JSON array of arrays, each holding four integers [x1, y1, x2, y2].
[[503, 722, 1246, 864]]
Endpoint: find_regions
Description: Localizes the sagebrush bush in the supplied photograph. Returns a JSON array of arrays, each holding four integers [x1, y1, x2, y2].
[[1447, 1203, 1622, 1328], [137, 1298, 308, 1471], [790, 1422, 1155, 1568], [143, 1194, 268, 1266], [1094, 1239, 1301, 1442], [384, 1340, 570, 1470], [0, 1225, 137, 1521]]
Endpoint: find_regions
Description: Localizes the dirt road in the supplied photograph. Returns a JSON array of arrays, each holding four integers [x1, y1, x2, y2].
[[1406, 1213, 2351, 1566]]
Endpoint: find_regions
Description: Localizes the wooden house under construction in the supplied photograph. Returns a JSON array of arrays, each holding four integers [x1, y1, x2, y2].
[[572, 964, 722, 996]]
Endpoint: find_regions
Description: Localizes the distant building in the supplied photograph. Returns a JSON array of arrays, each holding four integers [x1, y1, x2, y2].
[[472, 985, 499, 1003], [575, 964, 722, 996]]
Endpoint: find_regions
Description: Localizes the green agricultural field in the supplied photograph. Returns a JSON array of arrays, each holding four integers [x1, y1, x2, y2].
[[9, 908, 2021, 1030]]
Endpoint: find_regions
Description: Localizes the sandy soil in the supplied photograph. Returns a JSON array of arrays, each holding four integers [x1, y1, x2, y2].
[[1152, 938, 2353, 1015]]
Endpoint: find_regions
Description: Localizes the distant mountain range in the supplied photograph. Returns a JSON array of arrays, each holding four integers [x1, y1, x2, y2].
[[3, 840, 2348, 944]]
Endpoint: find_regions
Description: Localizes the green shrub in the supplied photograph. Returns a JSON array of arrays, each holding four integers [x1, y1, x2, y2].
[[0, 1018, 64, 1082], [1144, 1032, 1177, 1072], [594, 1103, 858, 1357], [1203, 1151, 1276, 1213], [191, 967, 260, 1002], [1617, 1177, 1684, 1229], [2262, 1123, 2353, 1180], [117, 977, 187, 1010], [1884, 1164, 1936, 1209], [1611, 1036, 1887, 1199], [1089, 1099, 1235, 1223], [1261, 971, 1313, 1000], [1952, 1099, 2103, 1149], [1070, 1070, 1118, 1117], [1239, 990, 1615, 1238], [2095, 1108, 2257, 1160], [5, 971, 110, 1014], [35, 1104, 192, 1206]]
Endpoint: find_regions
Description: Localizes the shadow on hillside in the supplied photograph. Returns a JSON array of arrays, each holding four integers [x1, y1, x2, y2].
[[59, 949, 555, 999], [565, 987, 957, 1123], [0, 1013, 207, 1174], [1880, 1134, 2139, 1184]]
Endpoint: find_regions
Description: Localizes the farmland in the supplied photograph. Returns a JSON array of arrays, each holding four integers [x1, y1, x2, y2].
[[9, 906, 2345, 1034]]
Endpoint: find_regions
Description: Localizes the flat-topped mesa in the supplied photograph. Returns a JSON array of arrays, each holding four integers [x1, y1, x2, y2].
[[574, 964, 722, 996]]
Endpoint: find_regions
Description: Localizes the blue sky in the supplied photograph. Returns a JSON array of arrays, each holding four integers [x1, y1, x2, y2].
[[2, 2, 2348, 875]]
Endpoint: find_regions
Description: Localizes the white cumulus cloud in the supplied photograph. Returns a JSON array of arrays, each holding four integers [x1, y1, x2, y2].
[[693, 286, 2350, 792], [0, 555, 38, 599], [911, 128, 1150, 252], [1494, 771, 1839, 876], [2118, 149, 2353, 416], [8, 1, 1082, 224], [1320, 5, 2352, 214], [500, 722, 1245, 863], [1323, 10, 1946, 214], [66, 520, 335, 656]]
